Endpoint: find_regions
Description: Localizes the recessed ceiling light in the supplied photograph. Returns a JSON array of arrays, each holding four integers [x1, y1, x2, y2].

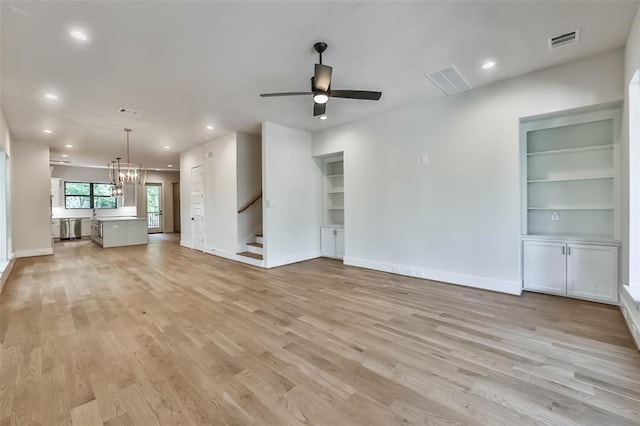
[[319, 115, 327, 120], [70, 30, 88, 41], [45, 93, 59, 100], [61, 154, 68, 158], [43, 129, 53, 134], [168, 164, 173, 167], [65, 144, 73, 148], [481, 60, 496, 70], [164, 146, 170, 149], [206, 125, 214, 130]]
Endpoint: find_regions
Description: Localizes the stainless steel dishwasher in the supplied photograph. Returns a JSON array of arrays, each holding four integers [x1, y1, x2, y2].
[[60, 218, 82, 240]]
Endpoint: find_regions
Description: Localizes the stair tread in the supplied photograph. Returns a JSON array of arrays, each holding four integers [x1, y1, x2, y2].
[[256, 233, 263, 237], [247, 242, 263, 248], [237, 251, 263, 260]]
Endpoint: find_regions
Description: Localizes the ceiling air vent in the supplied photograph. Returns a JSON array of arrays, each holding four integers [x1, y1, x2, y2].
[[425, 65, 472, 96], [119, 107, 138, 115], [548, 29, 580, 49]]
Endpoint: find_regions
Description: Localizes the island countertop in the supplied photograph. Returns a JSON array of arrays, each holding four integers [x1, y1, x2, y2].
[[93, 217, 146, 222]]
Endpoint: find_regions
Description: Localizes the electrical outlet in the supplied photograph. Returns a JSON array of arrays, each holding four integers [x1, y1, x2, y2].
[[551, 211, 560, 221]]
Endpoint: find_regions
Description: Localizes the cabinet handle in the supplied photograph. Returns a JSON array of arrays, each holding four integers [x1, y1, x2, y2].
[[567, 246, 571, 255], [562, 246, 565, 255]]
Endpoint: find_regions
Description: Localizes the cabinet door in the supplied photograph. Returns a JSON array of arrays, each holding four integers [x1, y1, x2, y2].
[[523, 240, 567, 294], [81, 220, 92, 237], [52, 220, 60, 239], [335, 229, 345, 259], [321, 228, 336, 257], [567, 244, 618, 303]]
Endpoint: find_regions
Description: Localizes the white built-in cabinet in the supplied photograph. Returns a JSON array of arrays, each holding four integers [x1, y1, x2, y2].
[[321, 227, 344, 259], [321, 154, 345, 260], [521, 104, 621, 304], [523, 240, 618, 304]]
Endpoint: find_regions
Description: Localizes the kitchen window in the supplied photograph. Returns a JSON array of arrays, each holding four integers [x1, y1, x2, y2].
[[64, 182, 117, 209]]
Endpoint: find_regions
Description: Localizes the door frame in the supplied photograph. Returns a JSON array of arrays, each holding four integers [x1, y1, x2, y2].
[[145, 182, 163, 234]]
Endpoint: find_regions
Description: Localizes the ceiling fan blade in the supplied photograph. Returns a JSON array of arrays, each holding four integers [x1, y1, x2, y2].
[[314, 64, 333, 92], [329, 90, 382, 101], [260, 92, 313, 97], [313, 102, 326, 117]]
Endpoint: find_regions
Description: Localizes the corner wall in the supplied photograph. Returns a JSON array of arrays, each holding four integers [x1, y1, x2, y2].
[[262, 122, 322, 268], [312, 49, 624, 295], [11, 141, 52, 257]]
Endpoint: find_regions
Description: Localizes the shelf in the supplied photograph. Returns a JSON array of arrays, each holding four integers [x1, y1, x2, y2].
[[527, 205, 614, 210], [526, 144, 613, 157], [327, 189, 344, 194], [522, 234, 620, 246], [527, 175, 613, 183], [328, 207, 344, 210], [327, 174, 344, 178]]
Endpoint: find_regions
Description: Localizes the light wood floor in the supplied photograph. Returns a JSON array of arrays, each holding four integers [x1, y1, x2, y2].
[[1, 235, 639, 425]]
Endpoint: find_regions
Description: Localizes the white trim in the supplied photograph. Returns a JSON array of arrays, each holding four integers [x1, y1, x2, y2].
[[0, 257, 16, 294], [14, 247, 53, 258], [344, 256, 522, 295], [265, 251, 321, 269], [620, 285, 640, 351], [180, 240, 192, 249]]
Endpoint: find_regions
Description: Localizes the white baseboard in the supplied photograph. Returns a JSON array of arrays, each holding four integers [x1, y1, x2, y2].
[[180, 240, 193, 249], [343, 256, 522, 295], [620, 285, 640, 351], [14, 247, 54, 258], [265, 251, 321, 269], [204, 246, 264, 268]]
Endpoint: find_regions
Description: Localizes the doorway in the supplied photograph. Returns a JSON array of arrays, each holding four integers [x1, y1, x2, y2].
[[145, 183, 162, 233]]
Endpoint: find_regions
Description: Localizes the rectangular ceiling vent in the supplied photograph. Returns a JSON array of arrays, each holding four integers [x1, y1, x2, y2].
[[425, 65, 472, 96], [119, 107, 138, 115], [548, 29, 580, 49]]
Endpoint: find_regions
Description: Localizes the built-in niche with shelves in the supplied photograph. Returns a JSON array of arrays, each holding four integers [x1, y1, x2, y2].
[[324, 155, 344, 226], [521, 108, 620, 240]]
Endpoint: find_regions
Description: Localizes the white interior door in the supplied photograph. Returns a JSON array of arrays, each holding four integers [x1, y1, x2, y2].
[[567, 244, 618, 303], [191, 166, 204, 251], [523, 240, 567, 294], [145, 183, 162, 233]]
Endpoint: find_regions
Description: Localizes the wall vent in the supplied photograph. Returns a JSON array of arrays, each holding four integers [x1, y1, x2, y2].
[[548, 29, 580, 49], [425, 65, 472, 96]]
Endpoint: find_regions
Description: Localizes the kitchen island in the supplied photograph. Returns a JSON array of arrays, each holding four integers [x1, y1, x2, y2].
[[92, 217, 148, 248]]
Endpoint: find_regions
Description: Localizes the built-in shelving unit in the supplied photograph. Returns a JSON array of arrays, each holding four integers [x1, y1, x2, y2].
[[324, 156, 344, 226], [521, 108, 620, 240], [520, 104, 622, 304]]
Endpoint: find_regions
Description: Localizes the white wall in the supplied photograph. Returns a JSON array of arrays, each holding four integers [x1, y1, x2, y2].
[[237, 132, 262, 247], [11, 141, 53, 257], [136, 170, 180, 233], [313, 49, 624, 294], [179, 144, 204, 248], [263, 122, 322, 267], [51, 165, 137, 218], [203, 133, 239, 255]]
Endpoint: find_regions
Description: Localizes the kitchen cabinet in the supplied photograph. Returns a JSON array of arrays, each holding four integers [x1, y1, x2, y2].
[[81, 219, 92, 237], [321, 226, 344, 259], [51, 218, 60, 240], [523, 239, 618, 304], [92, 218, 148, 248]]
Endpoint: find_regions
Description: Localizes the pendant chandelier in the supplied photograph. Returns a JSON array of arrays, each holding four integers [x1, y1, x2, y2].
[[108, 128, 146, 196]]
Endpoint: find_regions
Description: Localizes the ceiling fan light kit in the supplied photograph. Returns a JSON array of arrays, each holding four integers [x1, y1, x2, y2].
[[260, 42, 382, 117]]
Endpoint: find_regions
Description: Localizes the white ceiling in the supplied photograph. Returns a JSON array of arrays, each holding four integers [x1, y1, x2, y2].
[[1, 1, 637, 170]]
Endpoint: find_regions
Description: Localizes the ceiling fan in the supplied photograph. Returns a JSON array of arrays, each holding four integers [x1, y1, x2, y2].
[[260, 42, 382, 117]]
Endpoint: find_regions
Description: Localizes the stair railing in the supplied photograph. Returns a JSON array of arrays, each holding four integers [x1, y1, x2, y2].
[[237, 191, 262, 214]]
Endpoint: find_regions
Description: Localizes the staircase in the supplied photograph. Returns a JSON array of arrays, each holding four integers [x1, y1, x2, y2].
[[237, 234, 263, 261]]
